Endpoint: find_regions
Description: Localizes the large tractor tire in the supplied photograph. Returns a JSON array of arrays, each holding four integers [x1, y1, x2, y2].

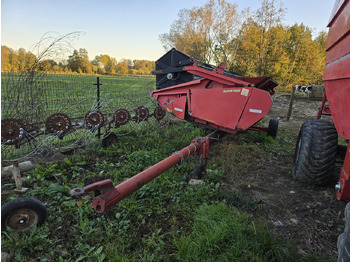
[[292, 119, 338, 185]]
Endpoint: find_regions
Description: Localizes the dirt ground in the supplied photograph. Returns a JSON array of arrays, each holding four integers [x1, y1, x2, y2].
[[217, 93, 347, 260]]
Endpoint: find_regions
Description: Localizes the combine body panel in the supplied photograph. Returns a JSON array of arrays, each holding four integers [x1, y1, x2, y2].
[[323, 0, 350, 140], [152, 49, 277, 134], [152, 79, 273, 134], [322, 0, 350, 201]]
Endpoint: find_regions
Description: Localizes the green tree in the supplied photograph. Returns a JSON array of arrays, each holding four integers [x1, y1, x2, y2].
[[106, 57, 117, 74], [233, 18, 261, 76], [17, 48, 28, 71], [68, 48, 92, 73], [116, 59, 130, 76], [160, 0, 248, 65], [283, 23, 315, 87], [1, 45, 14, 71], [92, 54, 117, 74], [39, 60, 52, 71], [255, 0, 285, 75], [8, 52, 19, 72], [7, 48, 38, 71], [25, 51, 38, 70], [133, 60, 154, 75]]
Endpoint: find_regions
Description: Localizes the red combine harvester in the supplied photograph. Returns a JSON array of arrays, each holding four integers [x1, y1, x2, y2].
[[324, 0, 350, 202], [292, 0, 350, 200], [70, 48, 279, 213], [290, 1, 350, 259]]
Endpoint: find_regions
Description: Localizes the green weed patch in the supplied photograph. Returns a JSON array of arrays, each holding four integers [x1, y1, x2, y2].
[[175, 203, 294, 261]]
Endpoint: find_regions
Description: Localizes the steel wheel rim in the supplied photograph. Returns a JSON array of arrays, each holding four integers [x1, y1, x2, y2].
[[6, 208, 39, 231]]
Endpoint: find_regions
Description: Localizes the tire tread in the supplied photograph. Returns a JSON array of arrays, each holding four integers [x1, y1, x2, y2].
[[292, 119, 338, 185]]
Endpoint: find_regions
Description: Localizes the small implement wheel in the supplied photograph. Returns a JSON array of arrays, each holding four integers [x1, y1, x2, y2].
[[45, 113, 71, 137], [292, 119, 338, 185], [1, 119, 26, 145], [1, 197, 47, 231], [113, 108, 131, 126], [85, 110, 105, 129], [267, 118, 279, 138], [154, 106, 166, 121], [135, 106, 149, 122]]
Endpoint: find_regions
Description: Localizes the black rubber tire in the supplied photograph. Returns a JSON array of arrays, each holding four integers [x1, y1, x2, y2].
[[292, 119, 338, 185], [267, 118, 279, 138], [1, 197, 47, 231], [338, 203, 350, 262]]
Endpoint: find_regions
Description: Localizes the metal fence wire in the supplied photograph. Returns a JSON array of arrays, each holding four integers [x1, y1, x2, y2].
[[1, 72, 170, 162]]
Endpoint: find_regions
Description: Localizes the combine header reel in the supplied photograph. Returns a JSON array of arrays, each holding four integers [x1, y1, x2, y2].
[[71, 48, 279, 213]]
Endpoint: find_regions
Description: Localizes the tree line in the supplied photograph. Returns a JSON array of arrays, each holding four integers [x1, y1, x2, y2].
[[2, 0, 327, 89], [160, 0, 328, 90], [1, 45, 155, 76]]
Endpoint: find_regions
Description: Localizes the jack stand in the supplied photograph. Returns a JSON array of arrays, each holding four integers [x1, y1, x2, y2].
[[1, 161, 34, 195], [192, 131, 222, 179], [12, 161, 29, 193]]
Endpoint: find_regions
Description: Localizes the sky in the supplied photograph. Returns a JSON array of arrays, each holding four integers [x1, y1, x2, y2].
[[1, 0, 335, 62]]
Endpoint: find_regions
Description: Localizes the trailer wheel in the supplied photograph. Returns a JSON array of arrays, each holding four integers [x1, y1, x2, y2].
[[338, 203, 350, 262], [267, 118, 279, 138], [292, 119, 338, 185], [1, 197, 47, 231]]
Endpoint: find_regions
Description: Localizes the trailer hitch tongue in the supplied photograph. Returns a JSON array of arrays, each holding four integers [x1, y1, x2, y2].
[[70, 132, 222, 213], [70, 188, 85, 196], [70, 179, 114, 196]]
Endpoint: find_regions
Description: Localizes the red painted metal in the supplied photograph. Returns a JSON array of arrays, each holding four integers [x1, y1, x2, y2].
[[152, 62, 274, 135], [325, 0, 350, 51], [237, 88, 272, 130], [325, 29, 350, 64], [71, 134, 219, 213], [328, 0, 346, 26], [183, 61, 251, 87], [323, 0, 350, 200], [317, 92, 332, 119], [337, 144, 350, 200], [323, 0, 350, 140]]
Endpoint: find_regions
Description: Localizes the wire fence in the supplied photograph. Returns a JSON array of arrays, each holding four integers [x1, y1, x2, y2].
[[1, 72, 170, 163]]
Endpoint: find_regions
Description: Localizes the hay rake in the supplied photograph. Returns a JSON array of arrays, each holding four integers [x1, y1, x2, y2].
[[1, 72, 167, 164]]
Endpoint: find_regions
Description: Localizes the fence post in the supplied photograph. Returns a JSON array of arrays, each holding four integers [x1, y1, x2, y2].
[[286, 85, 296, 121], [94, 77, 103, 139]]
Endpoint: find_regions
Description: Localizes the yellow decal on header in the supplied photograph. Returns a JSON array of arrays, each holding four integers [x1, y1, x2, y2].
[[223, 89, 240, 93]]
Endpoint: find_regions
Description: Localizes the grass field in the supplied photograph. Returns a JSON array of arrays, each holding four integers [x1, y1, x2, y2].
[[1, 73, 156, 120]]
